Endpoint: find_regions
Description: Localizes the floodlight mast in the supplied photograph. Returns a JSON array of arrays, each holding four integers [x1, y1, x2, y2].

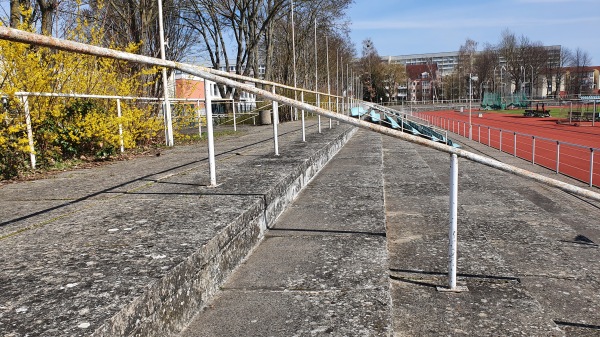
[[469, 74, 478, 139]]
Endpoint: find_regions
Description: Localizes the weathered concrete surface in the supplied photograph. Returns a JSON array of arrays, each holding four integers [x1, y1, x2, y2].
[[4, 112, 600, 337], [0, 120, 355, 337], [179, 130, 391, 336], [384, 130, 600, 336]]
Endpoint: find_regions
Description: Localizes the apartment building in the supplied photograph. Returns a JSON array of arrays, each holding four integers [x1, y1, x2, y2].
[[383, 46, 600, 99]]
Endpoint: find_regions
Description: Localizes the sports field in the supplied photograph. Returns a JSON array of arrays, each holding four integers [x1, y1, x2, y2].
[[416, 109, 600, 187]]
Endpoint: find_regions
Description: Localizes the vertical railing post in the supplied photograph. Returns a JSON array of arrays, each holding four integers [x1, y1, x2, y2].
[[232, 99, 237, 132], [448, 154, 458, 289], [447, 154, 460, 291], [317, 93, 322, 133], [488, 127, 491, 146], [532, 136, 536, 165], [513, 132, 517, 157], [117, 98, 124, 153], [21, 96, 36, 169], [197, 99, 202, 137], [590, 148, 595, 187], [556, 141, 560, 174], [301, 91, 306, 142], [158, 0, 173, 147], [499, 129, 503, 152], [204, 79, 217, 186], [272, 85, 279, 156], [478, 125, 481, 143]]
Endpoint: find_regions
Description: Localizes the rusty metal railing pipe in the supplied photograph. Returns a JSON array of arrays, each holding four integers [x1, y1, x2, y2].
[[1, 26, 599, 202]]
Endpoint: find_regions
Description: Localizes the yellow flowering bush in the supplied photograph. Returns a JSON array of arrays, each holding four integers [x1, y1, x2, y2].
[[0, 9, 162, 179]]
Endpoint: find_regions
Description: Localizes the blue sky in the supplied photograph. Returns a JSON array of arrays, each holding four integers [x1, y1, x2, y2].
[[347, 0, 600, 63]]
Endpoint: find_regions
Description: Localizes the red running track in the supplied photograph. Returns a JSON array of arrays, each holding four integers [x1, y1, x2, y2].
[[417, 110, 600, 188]]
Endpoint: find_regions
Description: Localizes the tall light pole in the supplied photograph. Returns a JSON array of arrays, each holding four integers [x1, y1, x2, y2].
[[336, 48, 339, 112], [529, 64, 534, 98], [314, 18, 317, 95], [500, 65, 506, 103], [520, 66, 525, 92], [469, 73, 478, 140], [314, 18, 321, 130], [291, 0, 297, 120], [493, 66, 498, 92], [326, 36, 332, 128], [158, 0, 173, 146]]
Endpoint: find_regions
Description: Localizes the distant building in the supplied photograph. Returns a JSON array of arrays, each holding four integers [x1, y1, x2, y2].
[[383, 46, 600, 99], [405, 64, 438, 102], [384, 46, 561, 76], [386, 51, 458, 75], [562, 66, 600, 96], [172, 70, 257, 113]]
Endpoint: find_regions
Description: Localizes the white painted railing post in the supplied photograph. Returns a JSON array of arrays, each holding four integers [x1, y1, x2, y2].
[[197, 99, 202, 137], [317, 93, 322, 133], [301, 91, 306, 142], [590, 148, 595, 187], [232, 99, 237, 132], [556, 141, 560, 174], [117, 98, 124, 153], [513, 132, 517, 157], [21, 96, 36, 169], [532, 136, 536, 165], [272, 85, 279, 156], [204, 80, 217, 186], [438, 153, 466, 292]]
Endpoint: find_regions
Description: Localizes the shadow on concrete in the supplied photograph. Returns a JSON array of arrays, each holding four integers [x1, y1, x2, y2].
[[390, 268, 521, 283], [268, 227, 386, 237], [0, 128, 306, 229]]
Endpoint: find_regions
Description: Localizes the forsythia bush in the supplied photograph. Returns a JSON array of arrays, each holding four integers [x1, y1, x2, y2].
[[0, 9, 162, 180]]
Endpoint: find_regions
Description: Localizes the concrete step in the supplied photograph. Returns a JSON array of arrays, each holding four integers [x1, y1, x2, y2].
[[178, 130, 391, 336], [383, 134, 600, 336], [0, 121, 355, 337]]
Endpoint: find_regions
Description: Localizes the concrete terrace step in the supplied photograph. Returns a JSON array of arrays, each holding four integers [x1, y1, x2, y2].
[[0, 120, 355, 337], [178, 130, 391, 336], [383, 132, 600, 336]]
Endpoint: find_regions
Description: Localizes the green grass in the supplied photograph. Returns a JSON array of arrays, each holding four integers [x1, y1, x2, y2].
[[484, 108, 569, 118]]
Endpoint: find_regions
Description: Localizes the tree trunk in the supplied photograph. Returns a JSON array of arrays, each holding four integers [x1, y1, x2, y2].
[[37, 0, 56, 35]]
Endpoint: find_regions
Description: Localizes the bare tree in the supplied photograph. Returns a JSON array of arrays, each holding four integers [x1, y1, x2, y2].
[[473, 43, 498, 99], [567, 48, 592, 95], [522, 42, 548, 98], [181, 0, 286, 100], [497, 30, 548, 95], [359, 38, 380, 102], [457, 38, 477, 99], [497, 30, 522, 93], [545, 47, 572, 99], [87, 0, 195, 97]]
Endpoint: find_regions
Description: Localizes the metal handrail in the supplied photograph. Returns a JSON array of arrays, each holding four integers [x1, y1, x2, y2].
[[2, 27, 599, 293], [423, 114, 600, 152], [1, 24, 595, 198]]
